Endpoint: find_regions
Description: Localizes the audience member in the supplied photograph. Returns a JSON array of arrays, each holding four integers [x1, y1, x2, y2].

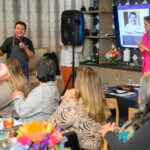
[[49, 67, 110, 150], [0, 58, 31, 115], [59, 44, 82, 90], [137, 16, 150, 76], [43, 52, 60, 75], [0, 21, 35, 78], [5, 58, 31, 96], [101, 75, 150, 150], [13, 56, 60, 123], [0, 62, 12, 110], [0, 63, 10, 82]]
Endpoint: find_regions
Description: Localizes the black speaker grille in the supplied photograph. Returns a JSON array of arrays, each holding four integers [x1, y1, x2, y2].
[[61, 10, 84, 45]]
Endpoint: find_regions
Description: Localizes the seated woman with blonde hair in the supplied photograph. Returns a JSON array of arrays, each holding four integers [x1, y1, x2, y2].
[[49, 67, 110, 150], [0, 59, 31, 114]]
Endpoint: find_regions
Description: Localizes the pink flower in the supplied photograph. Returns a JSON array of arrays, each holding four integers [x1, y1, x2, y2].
[[17, 136, 30, 145], [48, 135, 60, 148], [53, 129, 64, 141]]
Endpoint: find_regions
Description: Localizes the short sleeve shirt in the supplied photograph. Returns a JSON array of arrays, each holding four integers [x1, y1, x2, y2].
[[0, 36, 34, 65]]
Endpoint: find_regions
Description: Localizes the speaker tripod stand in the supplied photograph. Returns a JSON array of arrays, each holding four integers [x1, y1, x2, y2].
[[62, 45, 76, 95]]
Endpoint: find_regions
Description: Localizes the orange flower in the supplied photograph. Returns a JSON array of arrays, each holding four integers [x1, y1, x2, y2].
[[27, 122, 42, 134], [18, 121, 43, 137], [28, 131, 45, 143]]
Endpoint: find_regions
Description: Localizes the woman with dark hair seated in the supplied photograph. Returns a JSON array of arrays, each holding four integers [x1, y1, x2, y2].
[[43, 52, 60, 75], [13, 56, 60, 123]]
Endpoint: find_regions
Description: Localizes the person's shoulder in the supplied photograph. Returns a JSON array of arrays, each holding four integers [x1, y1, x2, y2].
[[125, 23, 137, 31], [142, 33, 148, 41], [23, 37, 32, 42], [29, 84, 42, 94], [142, 120, 150, 129], [0, 80, 10, 88], [125, 23, 130, 27], [60, 98, 76, 108], [135, 24, 141, 29], [4, 36, 13, 41], [125, 23, 131, 29], [7, 36, 13, 39], [32, 82, 56, 90], [143, 33, 148, 37]]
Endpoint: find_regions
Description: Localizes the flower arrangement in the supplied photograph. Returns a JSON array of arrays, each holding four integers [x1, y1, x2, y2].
[[105, 48, 121, 64], [9, 121, 70, 150], [144, 71, 150, 76]]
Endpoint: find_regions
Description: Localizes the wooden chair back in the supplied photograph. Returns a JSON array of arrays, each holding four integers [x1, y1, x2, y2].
[[101, 139, 108, 150], [106, 98, 119, 127], [128, 107, 138, 120]]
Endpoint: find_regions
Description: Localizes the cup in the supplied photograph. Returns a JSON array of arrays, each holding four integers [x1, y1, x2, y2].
[[126, 78, 133, 85], [103, 82, 109, 93], [3, 116, 14, 130]]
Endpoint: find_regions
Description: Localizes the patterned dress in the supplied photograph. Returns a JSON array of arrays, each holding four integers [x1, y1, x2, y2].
[[49, 99, 102, 150]]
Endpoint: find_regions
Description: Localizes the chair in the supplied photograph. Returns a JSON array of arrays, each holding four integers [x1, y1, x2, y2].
[[106, 98, 119, 127], [128, 107, 138, 120], [101, 98, 120, 150], [101, 139, 108, 150]]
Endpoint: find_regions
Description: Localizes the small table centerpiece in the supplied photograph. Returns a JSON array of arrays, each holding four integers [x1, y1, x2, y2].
[[9, 121, 70, 150], [105, 48, 121, 64]]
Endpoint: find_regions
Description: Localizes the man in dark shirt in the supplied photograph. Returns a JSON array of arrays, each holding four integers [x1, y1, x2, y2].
[[0, 21, 35, 78]]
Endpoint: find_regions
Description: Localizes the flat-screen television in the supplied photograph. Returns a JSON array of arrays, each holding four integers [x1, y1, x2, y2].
[[113, 4, 150, 48]]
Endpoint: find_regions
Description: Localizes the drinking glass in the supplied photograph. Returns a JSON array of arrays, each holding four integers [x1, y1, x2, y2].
[[103, 82, 109, 93], [126, 78, 133, 85], [3, 115, 14, 130]]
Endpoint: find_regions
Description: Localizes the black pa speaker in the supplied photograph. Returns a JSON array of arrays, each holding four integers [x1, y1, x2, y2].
[[61, 10, 84, 45]]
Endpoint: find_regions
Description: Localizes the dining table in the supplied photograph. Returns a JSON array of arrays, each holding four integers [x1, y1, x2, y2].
[[105, 85, 139, 117]]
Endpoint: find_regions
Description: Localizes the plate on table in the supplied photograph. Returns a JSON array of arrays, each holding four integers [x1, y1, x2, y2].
[[111, 89, 128, 94], [117, 85, 134, 92]]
